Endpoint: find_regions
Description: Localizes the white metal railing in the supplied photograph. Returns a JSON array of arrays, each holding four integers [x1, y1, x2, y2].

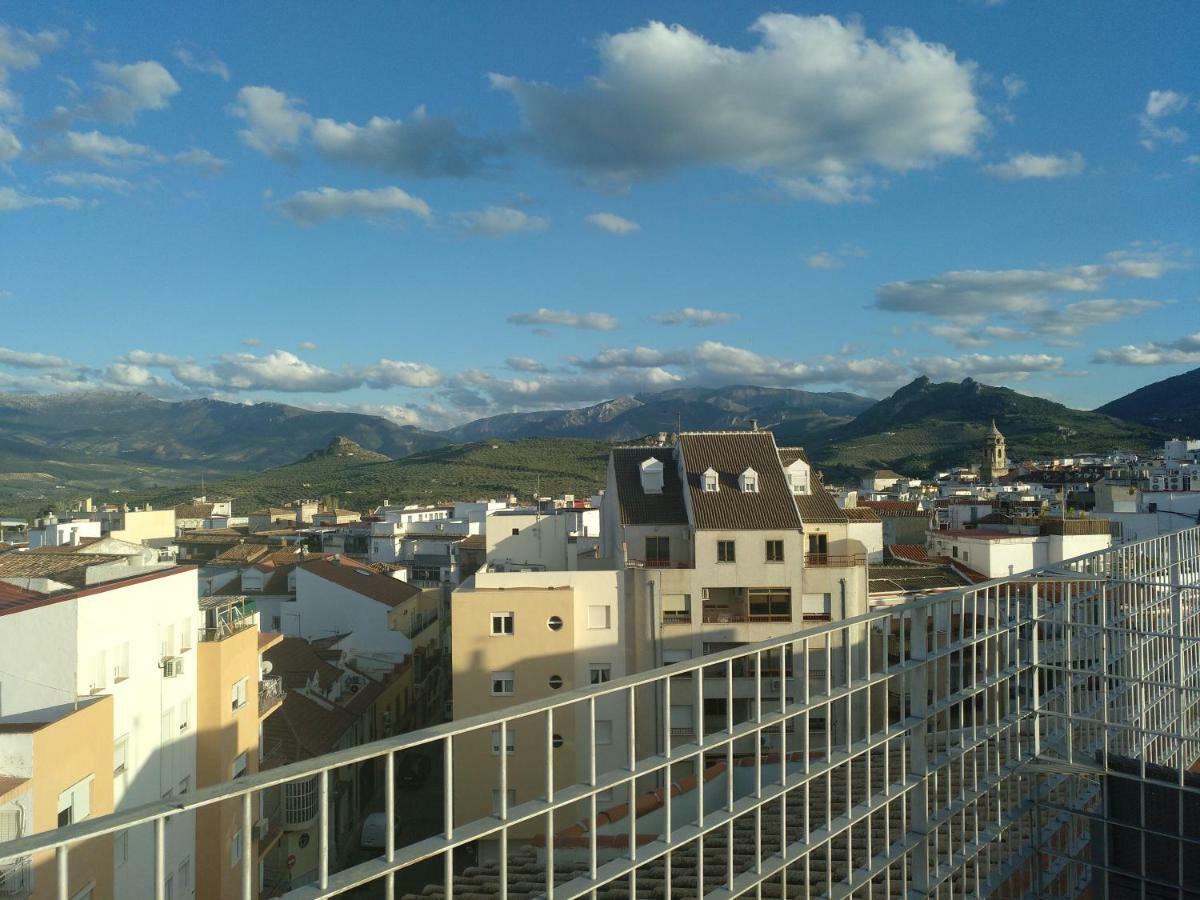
[[0, 527, 1198, 899]]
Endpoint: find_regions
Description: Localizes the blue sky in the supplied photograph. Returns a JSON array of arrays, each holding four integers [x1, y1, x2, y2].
[[0, 2, 1196, 429]]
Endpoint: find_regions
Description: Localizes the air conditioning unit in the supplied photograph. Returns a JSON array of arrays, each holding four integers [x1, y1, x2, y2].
[[162, 657, 184, 678]]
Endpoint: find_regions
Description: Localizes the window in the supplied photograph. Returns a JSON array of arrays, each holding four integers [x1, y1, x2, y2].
[[161, 623, 176, 658], [491, 789, 516, 816], [748, 588, 791, 621], [511, 528, 520, 536], [962, 551, 970, 562], [739, 468, 758, 493], [231, 829, 243, 867], [702, 468, 719, 492], [807, 533, 828, 556], [57, 777, 92, 827], [587, 605, 611, 629], [490, 612, 514, 636], [594, 720, 613, 745], [589, 663, 612, 685], [489, 727, 516, 755], [113, 736, 128, 776], [717, 540, 736, 563], [663, 648, 692, 666], [952, 546, 959, 558], [546, 616, 563, 631], [662, 593, 690, 622], [645, 535, 670, 566], [232, 752, 248, 780], [231, 677, 248, 712], [802, 593, 832, 619], [114, 830, 128, 867], [271, 615, 282, 631], [490, 671, 515, 695], [766, 540, 784, 562]]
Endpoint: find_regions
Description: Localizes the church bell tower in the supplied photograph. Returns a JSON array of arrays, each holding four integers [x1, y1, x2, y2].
[[983, 420, 1007, 482]]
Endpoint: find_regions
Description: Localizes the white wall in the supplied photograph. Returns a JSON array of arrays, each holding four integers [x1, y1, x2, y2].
[[485, 512, 571, 570], [28, 520, 102, 548], [292, 568, 412, 661]]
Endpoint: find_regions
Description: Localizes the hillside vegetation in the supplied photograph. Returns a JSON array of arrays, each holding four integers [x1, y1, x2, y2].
[[1097, 366, 1200, 436]]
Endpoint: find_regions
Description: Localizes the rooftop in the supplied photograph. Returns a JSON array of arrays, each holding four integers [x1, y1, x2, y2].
[[300, 556, 422, 607], [677, 431, 802, 531], [610, 446, 688, 527]]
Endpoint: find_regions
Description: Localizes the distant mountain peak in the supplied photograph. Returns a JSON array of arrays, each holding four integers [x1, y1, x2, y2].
[[304, 435, 390, 462]]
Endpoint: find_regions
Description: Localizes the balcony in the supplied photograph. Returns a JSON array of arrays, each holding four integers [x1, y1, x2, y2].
[[626, 557, 693, 569], [0, 856, 30, 896], [258, 675, 283, 717], [804, 552, 866, 567], [661, 610, 692, 625]]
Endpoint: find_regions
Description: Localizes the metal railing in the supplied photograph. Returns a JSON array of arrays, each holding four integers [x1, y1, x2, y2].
[[2, 527, 1199, 899], [804, 552, 867, 567], [259, 675, 284, 714]]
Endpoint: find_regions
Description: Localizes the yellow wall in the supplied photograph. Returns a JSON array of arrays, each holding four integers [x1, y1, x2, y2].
[[29, 696, 114, 900], [196, 626, 262, 899], [451, 587, 580, 832]]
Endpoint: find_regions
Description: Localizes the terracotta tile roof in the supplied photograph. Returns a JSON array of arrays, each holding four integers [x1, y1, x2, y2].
[[209, 543, 271, 566], [0, 551, 124, 587], [861, 500, 924, 515], [777, 446, 811, 467], [843, 506, 881, 522], [301, 557, 421, 607], [174, 503, 215, 519], [265, 637, 342, 692], [0, 581, 44, 612], [887, 544, 930, 562], [793, 484, 848, 525], [458, 534, 486, 551], [610, 447, 688, 526], [676, 432, 802, 531], [262, 691, 354, 762]]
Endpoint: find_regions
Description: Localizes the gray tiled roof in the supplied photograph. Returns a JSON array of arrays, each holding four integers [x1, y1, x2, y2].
[[610, 447, 688, 526], [676, 432, 802, 531]]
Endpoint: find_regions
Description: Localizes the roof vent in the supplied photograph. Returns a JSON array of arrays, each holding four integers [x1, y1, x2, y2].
[[639, 458, 664, 495]]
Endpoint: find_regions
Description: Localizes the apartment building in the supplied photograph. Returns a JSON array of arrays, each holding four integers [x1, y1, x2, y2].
[[195, 596, 284, 900], [601, 432, 872, 751], [0, 695, 114, 899], [928, 517, 1112, 577], [450, 569, 626, 840], [0, 568, 199, 898]]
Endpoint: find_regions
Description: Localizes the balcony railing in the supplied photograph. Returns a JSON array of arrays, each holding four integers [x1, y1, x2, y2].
[[661, 610, 691, 624], [625, 557, 694, 569], [804, 552, 866, 567], [0, 856, 30, 896], [259, 676, 283, 716], [701, 609, 792, 624], [1, 527, 1197, 900]]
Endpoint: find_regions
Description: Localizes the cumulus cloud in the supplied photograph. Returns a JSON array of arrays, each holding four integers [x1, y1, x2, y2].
[[1139, 89, 1190, 149], [0, 187, 82, 212], [1001, 74, 1026, 100], [982, 151, 1085, 180], [651, 308, 739, 327], [174, 148, 227, 173], [276, 186, 431, 225], [508, 308, 618, 330], [928, 323, 1028, 349], [0, 346, 74, 368], [173, 47, 230, 81], [584, 212, 639, 235], [776, 174, 876, 205], [575, 347, 693, 369], [311, 107, 504, 177], [492, 13, 984, 194], [1093, 333, 1200, 366], [806, 252, 843, 270], [46, 171, 133, 192], [1026, 298, 1165, 340], [506, 356, 547, 373], [911, 352, 1064, 381], [360, 359, 443, 389], [33, 130, 157, 166], [230, 85, 312, 161], [449, 205, 546, 237], [0, 24, 64, 78], [0, 125, 19, 162], [83, 60, 180, 123]]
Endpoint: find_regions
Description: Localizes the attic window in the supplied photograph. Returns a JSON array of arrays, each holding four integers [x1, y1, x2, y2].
[[739, 468, 759, 493], [702, 468, 719, 493], [640, 458, 664, 495]]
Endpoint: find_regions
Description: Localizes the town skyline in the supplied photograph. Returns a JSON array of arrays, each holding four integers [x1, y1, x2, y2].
[[1, 2, 1197, 428]]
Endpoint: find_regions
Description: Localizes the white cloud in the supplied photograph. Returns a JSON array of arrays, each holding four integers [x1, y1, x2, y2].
[[928, 323, 1028, 348], [506, 356, 547, 373], [1026, 298, 1165, 339], [298, 341, 318, 351], [230, 86, 312, 161], [584, 212, 639, 235], [106, 362, 171, 389], [1140, 89, 1190, 149], [0, 125, 19, 163], [360, 359, 443, 389], [982, 151, 1085, 180], [46, 171, 133, 192], [651, 308, 739, 327], [311, 107, 503, 177], [1186, 154, 1200, 166], [173, 47, 230, 81], [776, 174, 876, 204], [203, 351, 359, 393], [277, 186, 431, 225], [34, 130, 157, 166], [174, 148, 227, 173], [240, 338, 261, 347], [0, 24, 64, 78], [0, 347, 74, 368], [0, 187, 81, 212], [492, 13, 984, 192], [123, 350, 185, 367], [1001, 74, 1026, 101], [1093, 333, 1200, 366], [85, 60, 179, 123], [806, 251, 843, 270], [575, 347, 692, 369], [508, 308, 618, 331], [911, 352, 1064, 381], [450, 205, 546, 236]]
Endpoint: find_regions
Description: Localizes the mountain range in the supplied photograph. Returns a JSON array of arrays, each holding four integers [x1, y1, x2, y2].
[[0, 368, 1195, 516]]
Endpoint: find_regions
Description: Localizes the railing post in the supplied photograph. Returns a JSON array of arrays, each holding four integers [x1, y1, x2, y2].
[[318, 768, 329, 890], [242, 791, 253, 900], [55, 843, 69, 900], [444, 734, 455, 899], [908, 603, 930, 895], [385, 749, 396, 900]]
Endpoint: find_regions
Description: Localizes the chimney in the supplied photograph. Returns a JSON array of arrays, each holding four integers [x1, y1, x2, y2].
[[749, 418, 759, 432]]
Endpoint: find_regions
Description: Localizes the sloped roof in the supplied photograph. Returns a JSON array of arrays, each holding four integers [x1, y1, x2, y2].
[[0, 581, 44, 612], [887, 544, 930, 562], [610, 447, 688, 526], [0, 551, 125, 587], [301, 556, 421, 607], [676, 432, 801, 531], [208, 543, 271, 566], [861, 500, 926, 517], [777, 447, 811, 467], [792, 483, 848, 525], [265, 636, 342, 691], [843, 506, 881, 522], [174, 503, 215, 519], [262, 691, 354, 762]]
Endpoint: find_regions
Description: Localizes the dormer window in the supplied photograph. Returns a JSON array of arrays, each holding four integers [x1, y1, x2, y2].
[[639, 458, 664, 495], [739, 468, 759, 493], [702, 468, 719, 492]]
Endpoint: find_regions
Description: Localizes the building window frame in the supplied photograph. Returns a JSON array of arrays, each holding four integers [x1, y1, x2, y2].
[[589, 663, 612, 685], [717, 540, 736, 563], [765, 539, 784, 562], [490, 671, 515, 695], [490, 611, 514, 636]]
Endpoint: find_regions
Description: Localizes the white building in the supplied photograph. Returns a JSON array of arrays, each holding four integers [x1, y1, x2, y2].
[[0, 567, 199, 898], [928, 522, 1112, 578], [27, 517, 102, 549]]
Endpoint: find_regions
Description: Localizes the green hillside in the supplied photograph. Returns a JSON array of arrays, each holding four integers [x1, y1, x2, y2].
[[810, 376, 1164, 480], [123, 437, 613, 515], [1097, 366, 1200, 436]]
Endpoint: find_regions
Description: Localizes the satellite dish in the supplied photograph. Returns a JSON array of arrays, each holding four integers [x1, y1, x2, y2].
[[261, 661, 273, 676]]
